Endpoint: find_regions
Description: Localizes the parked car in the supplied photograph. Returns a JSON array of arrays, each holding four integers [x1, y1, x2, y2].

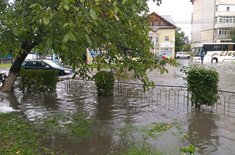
[[175, 52, 190, 59], [21, 59, 73, 76]]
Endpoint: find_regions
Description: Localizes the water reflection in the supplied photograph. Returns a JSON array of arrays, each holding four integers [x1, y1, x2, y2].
[[45, 133, 115, 155], [19, 94, 59, 110], [95, 96, 114, 120], [187, 112, 219, 154], [0, 92, 19, 112]]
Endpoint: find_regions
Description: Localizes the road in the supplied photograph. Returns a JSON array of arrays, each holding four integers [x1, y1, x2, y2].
[[149, 58, 235, 92]]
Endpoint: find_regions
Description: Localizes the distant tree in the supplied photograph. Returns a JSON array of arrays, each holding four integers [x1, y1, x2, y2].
[[0, 0, 164, 92], [231, 28, 235, 42], [182, 43, 191, 52], [175, 28, 189, 52]]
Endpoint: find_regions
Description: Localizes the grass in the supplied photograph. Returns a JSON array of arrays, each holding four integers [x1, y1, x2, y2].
[[0, 113, 45, 154], [0, 63, 11, 69], [0, 112, 92, 155], [0, 113, 195, 155], [120, 145, 163, 155]]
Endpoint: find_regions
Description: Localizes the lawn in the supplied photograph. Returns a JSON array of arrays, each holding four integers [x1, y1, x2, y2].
[[0, 63, 11, 69]]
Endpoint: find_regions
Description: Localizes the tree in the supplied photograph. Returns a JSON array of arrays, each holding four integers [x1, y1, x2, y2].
[[231, 28, 235, 42], [0, 0, 163, 92], [175, 28, 189, 52]]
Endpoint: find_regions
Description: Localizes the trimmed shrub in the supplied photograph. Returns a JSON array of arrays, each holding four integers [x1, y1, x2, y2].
[[19, 69, 58, 93], [93, 71, 115, 97], [185, 65, 219, 109]]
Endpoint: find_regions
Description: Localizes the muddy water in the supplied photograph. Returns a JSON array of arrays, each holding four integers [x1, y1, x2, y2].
[[149, 59, 235, 91], [1, 60, 235, 154]]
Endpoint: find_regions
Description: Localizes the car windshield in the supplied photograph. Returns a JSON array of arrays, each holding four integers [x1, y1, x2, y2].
[[43, 60, 65, 69]]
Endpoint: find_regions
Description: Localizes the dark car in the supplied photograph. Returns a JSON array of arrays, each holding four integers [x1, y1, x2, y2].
[[21, 59, 73, 76]]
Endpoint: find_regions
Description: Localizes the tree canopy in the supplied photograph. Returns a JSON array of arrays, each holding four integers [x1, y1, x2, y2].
[[0, 0, 166, 91]]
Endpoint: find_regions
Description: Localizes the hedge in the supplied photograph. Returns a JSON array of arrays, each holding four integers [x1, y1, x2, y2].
[[19, 69, 58, 93]]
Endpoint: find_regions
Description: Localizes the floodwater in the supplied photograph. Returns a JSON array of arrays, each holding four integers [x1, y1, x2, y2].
[[149, 59, 235, 91], [1, 59, 235, 155]]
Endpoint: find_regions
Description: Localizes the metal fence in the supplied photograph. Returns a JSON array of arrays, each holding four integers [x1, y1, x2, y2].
[[57, 79, 235, 117]]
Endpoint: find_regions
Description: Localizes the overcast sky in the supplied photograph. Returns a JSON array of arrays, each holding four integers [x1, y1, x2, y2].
[[148, 0, 193, 39]]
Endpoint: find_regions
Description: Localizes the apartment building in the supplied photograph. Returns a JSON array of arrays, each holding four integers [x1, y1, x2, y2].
[[191, 0, 235, 47], [147, 12, 176, 58]]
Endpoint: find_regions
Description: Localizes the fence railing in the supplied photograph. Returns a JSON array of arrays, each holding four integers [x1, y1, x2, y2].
[[57, 79, 235, 117]]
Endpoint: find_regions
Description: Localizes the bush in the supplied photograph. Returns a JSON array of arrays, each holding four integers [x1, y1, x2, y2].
[[93, 71, 115, 97], [184, 65, 219, 109], [19, 69, 58, 93]]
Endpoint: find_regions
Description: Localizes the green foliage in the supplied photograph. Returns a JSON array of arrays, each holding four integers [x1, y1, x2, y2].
[[120, 145, 163, 155], [93, 71, 115, 96], [0, 112, 93, 154], [0, 113, 46, 154], [175, 28, 189, 52], [182, 43, 191, 52], [19, 69, 58, 93], [35, 113, 93, 139], [0, 63, 11, 69], [180, 144, 196, 154], [184, 65, 219, 109], [146, 123, 172, 137], [68, 115, 92, 138], [231, 28, 235, 42], [0, 0, 170, 90]]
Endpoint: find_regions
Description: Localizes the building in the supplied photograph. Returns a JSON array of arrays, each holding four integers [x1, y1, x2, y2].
[[191, 0, 235, 47], [147, 12, 176, 58]]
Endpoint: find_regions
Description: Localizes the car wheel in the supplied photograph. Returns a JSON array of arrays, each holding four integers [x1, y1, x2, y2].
[[211, 58, 218, 63]]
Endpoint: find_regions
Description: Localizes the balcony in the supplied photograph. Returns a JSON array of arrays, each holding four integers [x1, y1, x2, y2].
[[150, 26, 174, 31], [215, 11, 235, 17], [214, 34, 231, 40], [215, 23, 235, 29]]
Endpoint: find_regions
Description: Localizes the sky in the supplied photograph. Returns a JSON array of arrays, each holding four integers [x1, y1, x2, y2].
[[148, 0, 193, 39]]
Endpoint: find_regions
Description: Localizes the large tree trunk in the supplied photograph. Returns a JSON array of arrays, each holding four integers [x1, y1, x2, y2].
[[1, 41, 38, 92], [1, 51, 28, 92]]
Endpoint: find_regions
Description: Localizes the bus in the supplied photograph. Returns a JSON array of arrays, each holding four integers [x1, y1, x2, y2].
[[191, 43, 235, 63]]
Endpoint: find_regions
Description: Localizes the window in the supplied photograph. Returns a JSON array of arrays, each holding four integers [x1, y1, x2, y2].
[[203, 45, 211, 51], [154, 22, 159, 26], [217, 28, 231, 36], [26, 61, 37, 67], [222, 45, 228, 51], [217, 16, 235, 24], [149, 36, 154, 45], [212, 45, 222, 51], [165, 36, 169, 41], [156, 36, 158, 43], [227, 7, 230, 11], [38, 61, 47, 67]]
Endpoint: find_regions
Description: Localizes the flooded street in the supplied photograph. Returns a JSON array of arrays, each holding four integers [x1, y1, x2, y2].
[[1, 59, 235, 154], [149, 59, 235, 91]]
